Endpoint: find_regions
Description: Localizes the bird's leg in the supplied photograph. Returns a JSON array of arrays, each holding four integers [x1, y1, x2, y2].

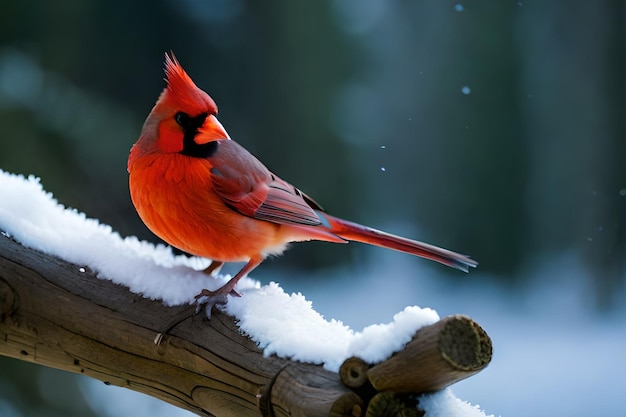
[[154, 259, 254, 343], [203, 260, 224, 277], [194, 256, 263, 318]]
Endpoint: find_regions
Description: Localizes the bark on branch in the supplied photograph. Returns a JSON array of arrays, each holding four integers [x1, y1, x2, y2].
[[0, 234, 492, 416]]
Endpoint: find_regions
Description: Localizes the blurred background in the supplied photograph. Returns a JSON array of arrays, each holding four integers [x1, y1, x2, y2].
[[1, 1, 625, 416]]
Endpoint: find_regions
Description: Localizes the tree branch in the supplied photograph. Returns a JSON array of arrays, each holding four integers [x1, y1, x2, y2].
[[0, 234, 492, 416]]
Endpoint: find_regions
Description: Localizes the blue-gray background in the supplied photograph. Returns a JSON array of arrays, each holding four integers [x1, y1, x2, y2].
[[1, 1, 624, 416]]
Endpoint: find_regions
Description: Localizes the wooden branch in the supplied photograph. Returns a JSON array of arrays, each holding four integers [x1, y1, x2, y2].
[[340, 315, 492, 395], [0, 234, 492, 416]]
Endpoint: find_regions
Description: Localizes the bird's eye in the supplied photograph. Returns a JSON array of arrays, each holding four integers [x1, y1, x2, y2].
[[175, 112, 190, 127]]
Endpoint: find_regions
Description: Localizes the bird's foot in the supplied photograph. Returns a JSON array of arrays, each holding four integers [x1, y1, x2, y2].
[[193, 286, 241, 318]]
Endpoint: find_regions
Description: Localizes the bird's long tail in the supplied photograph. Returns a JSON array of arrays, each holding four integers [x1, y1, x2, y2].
[[320, 213, 478, 272]]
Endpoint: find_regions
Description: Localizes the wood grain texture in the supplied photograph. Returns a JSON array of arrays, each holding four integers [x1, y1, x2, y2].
[[367, 315, 492, 393]]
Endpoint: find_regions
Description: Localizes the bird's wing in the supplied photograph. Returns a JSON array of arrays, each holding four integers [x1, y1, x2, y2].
[[209, 140, 323, 226]]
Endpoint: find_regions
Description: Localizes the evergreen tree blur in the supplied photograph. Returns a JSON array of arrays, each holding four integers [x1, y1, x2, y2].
[[1, 1, 624, 416]]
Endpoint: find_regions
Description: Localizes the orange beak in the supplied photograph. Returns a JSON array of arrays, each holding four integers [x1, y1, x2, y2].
[[197, 114, 230, 144]]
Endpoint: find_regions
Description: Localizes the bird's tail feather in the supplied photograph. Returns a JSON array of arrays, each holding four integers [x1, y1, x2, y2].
[[321, 213, 478, 272]]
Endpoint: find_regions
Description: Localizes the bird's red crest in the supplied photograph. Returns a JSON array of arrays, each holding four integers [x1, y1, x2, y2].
[[162, 53, 217, 115]]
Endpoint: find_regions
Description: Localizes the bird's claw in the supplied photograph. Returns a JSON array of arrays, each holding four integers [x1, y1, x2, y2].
[[193, 287, 241, 318], [194, 294, 227, 318]]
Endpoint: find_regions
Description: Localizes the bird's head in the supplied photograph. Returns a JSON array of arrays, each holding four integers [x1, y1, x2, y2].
[[133, 53, 230, 158]]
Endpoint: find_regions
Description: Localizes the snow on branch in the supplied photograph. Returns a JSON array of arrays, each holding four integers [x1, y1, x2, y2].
[[0, 170, 494, 416]]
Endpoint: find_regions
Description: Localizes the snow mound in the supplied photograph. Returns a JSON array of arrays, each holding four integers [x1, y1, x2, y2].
[[0, 169, 493, 416]]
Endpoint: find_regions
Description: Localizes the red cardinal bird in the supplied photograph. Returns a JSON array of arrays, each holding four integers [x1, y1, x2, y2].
[[128, 53, 477, 313]]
